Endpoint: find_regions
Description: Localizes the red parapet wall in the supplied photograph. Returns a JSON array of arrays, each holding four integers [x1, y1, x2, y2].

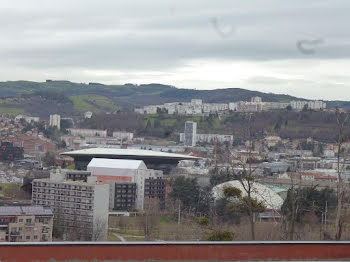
[[1, 242, 350, 261]]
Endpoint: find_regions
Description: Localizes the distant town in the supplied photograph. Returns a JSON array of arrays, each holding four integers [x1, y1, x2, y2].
[[0, 95, 349, 243]]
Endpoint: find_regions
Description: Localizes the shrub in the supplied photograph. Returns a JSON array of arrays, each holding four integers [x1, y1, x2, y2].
[[203, 230, 234, 241], [197, 216, 209, 226]]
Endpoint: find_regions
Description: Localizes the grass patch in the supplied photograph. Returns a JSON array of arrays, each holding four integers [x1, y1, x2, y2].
[[160, 119, 176, 127], [110, 229, 144, 237], [69, 95, 119, 113], [124, 236, 145, 241], [0, 183, 22, 189], [0, 107, 25, 115], [107, 233, 121, 241]]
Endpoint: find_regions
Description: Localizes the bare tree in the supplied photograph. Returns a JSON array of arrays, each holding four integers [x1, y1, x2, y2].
[[138, 197, 160, 240], [334, 110, 349, 240], [91, 217, 108, 241], [282, 175, 303, 240], [226, 114, 265, 240]]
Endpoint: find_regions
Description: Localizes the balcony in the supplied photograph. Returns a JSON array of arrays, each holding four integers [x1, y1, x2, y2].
[[25, 223, 34, 227], [10, 231, 20, 236]]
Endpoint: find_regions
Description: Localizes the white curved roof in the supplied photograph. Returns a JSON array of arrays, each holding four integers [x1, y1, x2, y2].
[[61, 148, 199, 160], [212, 180, 284, 210]]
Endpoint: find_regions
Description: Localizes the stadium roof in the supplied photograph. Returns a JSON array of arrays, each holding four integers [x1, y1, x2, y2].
[[61, 148, 199, 160], [88, 158, 147, 170], [212, 180, 284, 210]]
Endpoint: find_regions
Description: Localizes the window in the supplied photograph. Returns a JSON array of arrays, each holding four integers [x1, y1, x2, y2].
[[26, 236, 30, 240], [19, 218, 23, 223], [34, 235, 38, 240]]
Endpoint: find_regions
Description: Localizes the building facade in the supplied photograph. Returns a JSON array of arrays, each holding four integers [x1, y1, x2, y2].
[[49, 114, 61, 130], [67, 128, 107, 137], [112, 131, 134, 142], [0, 206, 53, 242], [32, 169, 109, 241], [87, 158, 166, 211], [179, 133, 234, 144], [135, 97, 326, 116], [184, 121, 197, 147]]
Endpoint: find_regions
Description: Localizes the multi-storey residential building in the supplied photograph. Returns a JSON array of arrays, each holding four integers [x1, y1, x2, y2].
[[49, 114, 61, 130], [135, 97, 326, 115], [15, 115, 40, 123], [235, 101, 262, 112], [184, 121, 197, 147], [0, 206, 53, 242], [87, 158, 165, 211], [251, 96, 262, 103], [112, 131, 134, 142], [191, 99, 203, 105], [179, 133, 234, 144], [32, 170, 109, 241], [290, 100, 326, 111], [112, 182, 137, 211], [67, 128, 107, 137], [144, 177, 166, 202]]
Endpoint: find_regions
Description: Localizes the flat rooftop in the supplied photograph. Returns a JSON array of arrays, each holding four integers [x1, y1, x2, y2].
[[0, 205, 53, 216]]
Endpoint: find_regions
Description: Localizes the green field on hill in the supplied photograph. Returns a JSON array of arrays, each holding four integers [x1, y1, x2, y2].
[[69, 95, 120, 113]]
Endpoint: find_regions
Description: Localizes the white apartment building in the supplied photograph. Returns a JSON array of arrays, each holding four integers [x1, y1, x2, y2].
[[112, 131, 134, 142], [291, 100, 326, 111], [87, 158, 164, 211], [228, 102, 237, 111], [49, 114, 61, 130], [67, 128, 107, 137], [235, 101, 262, 112], [32, 169, 109, 241], [15, 115, 40, 123], [180, 133, 234, 144], [262, 102, 289, 111], [184, 121, 197, 147], [251, 96, 262, 103]]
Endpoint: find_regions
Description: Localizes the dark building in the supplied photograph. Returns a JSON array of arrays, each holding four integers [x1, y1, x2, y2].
[[144, 177, 166, 202], [65, 171, 91, 182], [113, 182, 137, 211], [0, 142, 24, 161]]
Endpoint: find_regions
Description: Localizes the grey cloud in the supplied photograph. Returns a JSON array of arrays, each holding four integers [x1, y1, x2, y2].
[[0, 0, 349, 100]]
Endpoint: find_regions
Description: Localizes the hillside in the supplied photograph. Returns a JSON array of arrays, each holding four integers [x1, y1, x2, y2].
[[80, 110, 350, 143], [0, 80, 348, 117]]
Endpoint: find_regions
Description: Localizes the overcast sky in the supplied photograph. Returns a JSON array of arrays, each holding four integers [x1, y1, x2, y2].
[[1, 0, 350, 100]]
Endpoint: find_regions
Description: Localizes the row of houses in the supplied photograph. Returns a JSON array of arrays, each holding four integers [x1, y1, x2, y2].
[[62, 129, 134, 148], [135, 97, 327, 116], [3, 134, 55, 154]]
